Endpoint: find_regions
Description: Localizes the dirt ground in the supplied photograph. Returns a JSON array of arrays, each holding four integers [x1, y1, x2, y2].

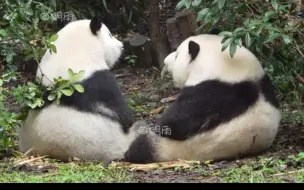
[[1, 65, 303, 183]]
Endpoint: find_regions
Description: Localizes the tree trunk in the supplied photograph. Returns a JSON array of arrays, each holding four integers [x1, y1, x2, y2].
[[0, 58, 3, 76], [166, 17, 183, 51], [166, 9, 197, 51], [147, 0, 170, 68], [123, 33, 154, 68]]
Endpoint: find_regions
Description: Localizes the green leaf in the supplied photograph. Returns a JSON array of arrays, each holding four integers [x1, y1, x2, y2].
[[271, 0, 278, 10], [50, 44, 57, 53], [192, 0, 202, 6], [218, 0, 227, 9], [185, 0, 192, 9], [264, 33, 281, 44], [25, 54, 33, 61], [70, 70, 85, 82], [236, 38, 243, 47], [61, 89, 73, 96], [68, 69, 74, 78], [49, 33, 58, 42], [57, 91, 62, 100], [5, 53, 13, 63], [282, 35, 292, 44], [264, 11, 277, 20], [221, 37, 233, 52], [0, 29, 8, 37], [0, 80, 3, 87], [213, 13, 221, 23], [176, 1, 185, 10], [56, 98, 61, 105], [245, 33, 252, 48], [102, 0, 108, 11], [127, 98, 137, 106], [196, 8, 210, 22], [219, 31, 233, 38], [48, 94, 56, 101], [23, 7, 33, 16], [234, 27, 246, 34], [74, 84, 84, 93], [229, 41, 237, 58]]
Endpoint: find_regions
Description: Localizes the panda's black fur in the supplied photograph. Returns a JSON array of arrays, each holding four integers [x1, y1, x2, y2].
[[40, 70, 134, 134]]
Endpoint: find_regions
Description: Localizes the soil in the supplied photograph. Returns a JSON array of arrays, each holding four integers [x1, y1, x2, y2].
[[1, 64, 303, 183]]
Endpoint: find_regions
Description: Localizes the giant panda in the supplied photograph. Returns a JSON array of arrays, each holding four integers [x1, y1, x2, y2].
[[124, 31, 282, 164], [18, 16, 140, 165]]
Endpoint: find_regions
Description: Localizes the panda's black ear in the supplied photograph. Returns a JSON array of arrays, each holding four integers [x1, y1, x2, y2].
[[189, 41, 200, 62], [208, 27, 222, 35], [90, 15, 103, 36]]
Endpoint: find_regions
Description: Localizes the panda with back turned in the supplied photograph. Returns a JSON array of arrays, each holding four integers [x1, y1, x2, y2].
[[18, 16, 140, 165], [124, 30, 282, 164]]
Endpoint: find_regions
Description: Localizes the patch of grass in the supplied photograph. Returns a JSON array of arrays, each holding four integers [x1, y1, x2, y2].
[[0, 153, 303, 183], [195, 153, 304, 183], [0, 161, 136, 183]]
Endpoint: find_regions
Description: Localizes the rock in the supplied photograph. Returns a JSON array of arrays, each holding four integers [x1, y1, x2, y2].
[[149, 95, 160, 102], [147, 102, 158, 108], [136, 113, 143, 117], [142, 111, 149, 116]]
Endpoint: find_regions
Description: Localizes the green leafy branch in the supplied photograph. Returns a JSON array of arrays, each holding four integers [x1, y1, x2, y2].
[[46, 69, 85, 105], [0, 0, 87, 151]]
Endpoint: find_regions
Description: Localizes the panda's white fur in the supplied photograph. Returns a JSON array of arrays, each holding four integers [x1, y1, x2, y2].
[[18, 17, 139, 164], [37, 19, 122, 86], [124, 33, 282, 163]]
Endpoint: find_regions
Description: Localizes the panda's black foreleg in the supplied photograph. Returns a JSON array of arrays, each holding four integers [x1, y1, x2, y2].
[[123, 134, 156, 164]]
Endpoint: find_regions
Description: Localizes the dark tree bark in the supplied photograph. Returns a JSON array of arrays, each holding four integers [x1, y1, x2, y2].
[[0, 58, 3, 76], [166, 9, 197, 51], [147, 0, 170, 68], [166, 17, 183, 51], [123, 33, 154, 68]]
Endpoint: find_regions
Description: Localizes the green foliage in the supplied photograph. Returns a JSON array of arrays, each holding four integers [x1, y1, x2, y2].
[[176, 0, 304, 107], [46, 69, 85, 105], [56, 0, 148, 35], [0, 79, 19, 150], [0, 0, 85, 151], [124, 55, 138, 66], [0, 161, 135, 183]]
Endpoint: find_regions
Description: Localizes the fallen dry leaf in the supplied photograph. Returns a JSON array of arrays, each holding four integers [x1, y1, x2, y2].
[[129, 87, 140, 91], [14, 155, 49, 167], [160, 95, 178, 104], [150, 105, 165, 116], [115, 74, 132, 78]]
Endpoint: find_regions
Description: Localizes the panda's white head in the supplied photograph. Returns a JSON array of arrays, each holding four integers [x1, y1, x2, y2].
[[163, 34, 265, 88], [88, 16, 124, 68], [37, 16, 124, 85]]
